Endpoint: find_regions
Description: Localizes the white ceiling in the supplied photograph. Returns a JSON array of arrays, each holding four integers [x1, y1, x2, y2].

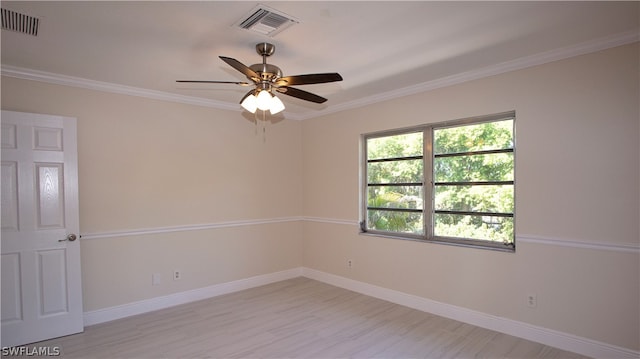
[[2, 1, 638, 120]]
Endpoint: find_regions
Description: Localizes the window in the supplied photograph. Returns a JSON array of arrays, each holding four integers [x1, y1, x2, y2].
[[362, 112, 515, 251]]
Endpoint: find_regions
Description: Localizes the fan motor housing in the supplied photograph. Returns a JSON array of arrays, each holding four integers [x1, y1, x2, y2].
[[249, 63, 282, 82]]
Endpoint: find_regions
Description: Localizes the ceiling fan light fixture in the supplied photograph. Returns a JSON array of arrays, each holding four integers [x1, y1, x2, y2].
[[241, 93, 258, 113], [178, 42, 342, 117]]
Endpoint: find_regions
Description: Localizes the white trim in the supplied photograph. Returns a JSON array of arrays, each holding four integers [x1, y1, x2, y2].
[[518, 235, 640, 253], [0, 65, 243, 112], [0, 65, 307, 122], [81, 216, 303, 240], [294, 30, 640, 120], [306, 216, 640, 253], [80, 216, 640, 254], [302, 268, 640, 359], [301, 216, 358, 226], [2, 31, 637, 122], [83, 267, 640, 358], [83, 267, 302, 326]]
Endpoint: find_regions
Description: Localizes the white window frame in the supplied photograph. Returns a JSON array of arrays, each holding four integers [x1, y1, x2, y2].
[[360, 111, 516, 252]]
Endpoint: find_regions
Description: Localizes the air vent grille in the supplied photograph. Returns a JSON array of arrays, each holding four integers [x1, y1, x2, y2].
[[1, 8, 39, 36], [235, 5, 298, 37]]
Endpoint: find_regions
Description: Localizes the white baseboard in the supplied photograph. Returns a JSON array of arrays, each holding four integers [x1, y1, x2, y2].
[[302, 268, 639, 359], [83, 267, 302, 326], [83, 267, 638, 359]]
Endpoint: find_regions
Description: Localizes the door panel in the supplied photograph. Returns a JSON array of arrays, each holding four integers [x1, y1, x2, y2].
[[37, 249, 69, 316], [1, 161, 19, 231], [1, 110, 82, 347], [33, 127, 63, 151], [35, 163, 65, 229], [1, 253, 22, 323]]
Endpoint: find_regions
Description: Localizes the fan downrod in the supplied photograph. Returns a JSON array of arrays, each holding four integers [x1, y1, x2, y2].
[[251, 43, 281, 82]]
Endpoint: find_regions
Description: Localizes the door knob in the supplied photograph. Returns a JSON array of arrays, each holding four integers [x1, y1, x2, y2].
[[59, 234, 77, 242]]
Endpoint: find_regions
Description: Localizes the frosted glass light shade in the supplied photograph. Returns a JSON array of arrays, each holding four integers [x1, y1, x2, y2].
[[241, 94, 258, 113], [270, 95, 285, 114], [256, 90, 272, 111]]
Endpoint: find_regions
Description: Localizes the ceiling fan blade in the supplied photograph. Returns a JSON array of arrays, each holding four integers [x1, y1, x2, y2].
[[276, 86, 327, 104], [176, 80, 251, 86], [219, 56, 260, 82], [275, 73, 343, 86]]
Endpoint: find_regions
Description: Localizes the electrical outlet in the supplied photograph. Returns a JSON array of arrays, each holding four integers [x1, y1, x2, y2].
[[152, 273, 161, 286], [347, 259, 353, 268], [527, 293, 537, 308], [173, 270, 181, 281]]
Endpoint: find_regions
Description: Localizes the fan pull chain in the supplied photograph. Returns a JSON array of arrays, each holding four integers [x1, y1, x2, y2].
[[262, 110, 267, 143], [254, 111, 259, 135], [250, 110, 268, 142]]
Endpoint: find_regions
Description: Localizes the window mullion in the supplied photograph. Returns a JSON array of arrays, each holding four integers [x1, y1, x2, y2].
[[424, 127, 433, 240], [361, 134, 369, 232]]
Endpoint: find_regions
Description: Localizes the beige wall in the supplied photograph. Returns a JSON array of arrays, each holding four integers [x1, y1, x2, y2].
[[302, 43, 639, 350], [1, 42, 638, 351], [1, 78, 304, 311]]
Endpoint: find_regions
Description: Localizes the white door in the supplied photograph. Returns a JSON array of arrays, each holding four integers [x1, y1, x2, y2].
[[1, 110, 83, 347]]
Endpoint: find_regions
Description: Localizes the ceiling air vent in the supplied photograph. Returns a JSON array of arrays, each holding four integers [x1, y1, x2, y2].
[[235, 4, 298, 37], [1, 8, 40, 36]]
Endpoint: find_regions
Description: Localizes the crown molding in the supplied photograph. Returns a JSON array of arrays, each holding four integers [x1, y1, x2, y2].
[[295, 30, 639, 121], [2, 30, 637, 121], [0, 64, 308, 121], [0, 65, 242, 112]]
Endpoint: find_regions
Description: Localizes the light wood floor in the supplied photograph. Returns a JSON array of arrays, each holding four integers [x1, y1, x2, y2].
[[28, 277, 589, 358]]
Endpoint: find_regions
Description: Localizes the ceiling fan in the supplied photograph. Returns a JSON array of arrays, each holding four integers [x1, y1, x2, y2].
[[177, 43, 343, 115]]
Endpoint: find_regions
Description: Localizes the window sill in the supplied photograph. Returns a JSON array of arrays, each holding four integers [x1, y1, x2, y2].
[[358, 230, 515, 253]]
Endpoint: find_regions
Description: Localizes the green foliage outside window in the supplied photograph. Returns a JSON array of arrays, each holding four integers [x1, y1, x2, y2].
[[434, 120, 514, 244], [367, 132, 423, 234], [365, 117, 515, 247]]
